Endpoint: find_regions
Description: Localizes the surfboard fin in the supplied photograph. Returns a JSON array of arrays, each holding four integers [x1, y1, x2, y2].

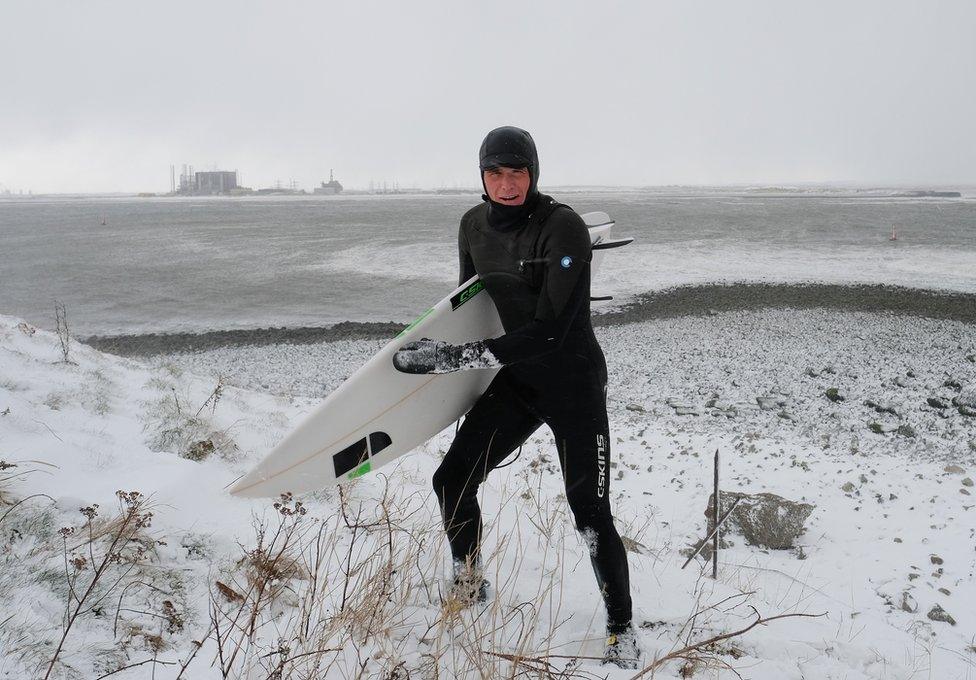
[[592, 237, 634, 251]]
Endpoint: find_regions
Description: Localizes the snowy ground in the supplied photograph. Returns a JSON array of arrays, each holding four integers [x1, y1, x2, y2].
[[2, 308, 975, 679]]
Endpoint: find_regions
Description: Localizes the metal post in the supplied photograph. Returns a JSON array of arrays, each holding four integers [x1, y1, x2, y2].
[[712, 447, 719, 579]]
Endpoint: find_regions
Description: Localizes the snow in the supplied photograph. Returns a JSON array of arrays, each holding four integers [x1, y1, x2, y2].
[[1, 309, 975, 679]]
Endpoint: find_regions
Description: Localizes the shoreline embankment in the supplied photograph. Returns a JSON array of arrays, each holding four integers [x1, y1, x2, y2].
[[81, 282, 976, 357]]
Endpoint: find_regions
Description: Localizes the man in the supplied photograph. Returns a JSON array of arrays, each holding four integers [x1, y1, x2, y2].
[[393, 126, 638, 669]]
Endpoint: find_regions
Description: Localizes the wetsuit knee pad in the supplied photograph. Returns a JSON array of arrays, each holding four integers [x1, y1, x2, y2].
[[567, 501, 615, 537], [431, 462, 455, 501], [432, 459, 480, 504]]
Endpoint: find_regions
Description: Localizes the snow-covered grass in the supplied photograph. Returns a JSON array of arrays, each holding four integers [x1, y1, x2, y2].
[[1, 311, 975, 679]]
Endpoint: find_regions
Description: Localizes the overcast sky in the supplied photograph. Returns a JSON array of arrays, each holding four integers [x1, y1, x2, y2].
[[2, 1, 974, 193]]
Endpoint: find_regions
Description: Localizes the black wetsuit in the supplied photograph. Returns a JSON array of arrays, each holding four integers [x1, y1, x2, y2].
[[432, 193, 633, 631]]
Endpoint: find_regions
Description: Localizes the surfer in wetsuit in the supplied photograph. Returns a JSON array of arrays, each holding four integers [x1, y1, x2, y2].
[[392, 126, 638, 669]]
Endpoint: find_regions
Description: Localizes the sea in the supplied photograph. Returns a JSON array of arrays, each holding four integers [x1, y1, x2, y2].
[[2, 190, 975, 337]]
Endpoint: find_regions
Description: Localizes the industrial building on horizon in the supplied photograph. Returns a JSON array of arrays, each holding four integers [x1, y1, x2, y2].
[[167, 164, 343, 196], [171, 165, 241, 195]]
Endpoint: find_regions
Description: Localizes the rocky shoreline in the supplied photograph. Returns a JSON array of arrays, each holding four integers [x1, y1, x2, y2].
[[84, 282, 976, 357], [592, 282, 976, 327]]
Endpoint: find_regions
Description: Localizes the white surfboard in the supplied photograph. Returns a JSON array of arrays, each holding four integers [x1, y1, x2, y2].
[[229, 212, 626, 498]]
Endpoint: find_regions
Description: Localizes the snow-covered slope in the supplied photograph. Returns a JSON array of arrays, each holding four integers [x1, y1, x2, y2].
[[1, 312, 974, 679]]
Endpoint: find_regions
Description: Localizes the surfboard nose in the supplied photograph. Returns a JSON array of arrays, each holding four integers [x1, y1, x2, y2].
[[227, 469, 272, 498]]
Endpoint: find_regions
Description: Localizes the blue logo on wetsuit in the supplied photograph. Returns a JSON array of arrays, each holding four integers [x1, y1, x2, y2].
[[560, 256, 573, 269]]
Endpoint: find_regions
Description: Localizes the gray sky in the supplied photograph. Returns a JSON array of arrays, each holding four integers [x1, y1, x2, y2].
[[2, 0, 974, 193]]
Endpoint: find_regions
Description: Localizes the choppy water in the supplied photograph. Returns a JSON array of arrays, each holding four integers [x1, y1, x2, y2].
[[1, 191, 974, 335]]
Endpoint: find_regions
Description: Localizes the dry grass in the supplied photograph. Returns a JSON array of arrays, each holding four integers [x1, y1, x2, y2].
[[1, 455, 825, 679], [191, 473, 611, 680], [141, 376, 238, 461]]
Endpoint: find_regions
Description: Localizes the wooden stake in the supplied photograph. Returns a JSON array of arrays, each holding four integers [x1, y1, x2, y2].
[[712, 447, 719, 579]]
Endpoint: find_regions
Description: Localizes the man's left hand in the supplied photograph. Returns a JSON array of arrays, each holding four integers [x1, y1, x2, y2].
[[393, 338, 500, 374]]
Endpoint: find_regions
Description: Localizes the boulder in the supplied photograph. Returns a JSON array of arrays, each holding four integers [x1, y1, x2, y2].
[[954, 385, 976, 417], [927, 604, 956, 626], [705, 491, 814, 550]]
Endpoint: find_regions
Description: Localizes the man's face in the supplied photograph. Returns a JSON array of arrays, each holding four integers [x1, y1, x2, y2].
[[483, 166, 531, 206]]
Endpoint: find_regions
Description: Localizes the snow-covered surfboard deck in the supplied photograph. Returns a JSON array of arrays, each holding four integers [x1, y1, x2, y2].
[[229, 212, 624, 498]]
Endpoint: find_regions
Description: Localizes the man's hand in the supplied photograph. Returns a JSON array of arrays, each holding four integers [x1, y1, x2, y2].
[[393, 338, 501, 374]]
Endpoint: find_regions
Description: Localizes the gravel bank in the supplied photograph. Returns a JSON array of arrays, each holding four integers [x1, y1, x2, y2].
[[83, 282, 976, 357]]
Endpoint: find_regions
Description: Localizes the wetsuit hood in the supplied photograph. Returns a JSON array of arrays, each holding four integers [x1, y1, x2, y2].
[[479, 126, 540, 232]]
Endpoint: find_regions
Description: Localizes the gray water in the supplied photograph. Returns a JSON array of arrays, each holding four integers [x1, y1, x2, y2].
[[1, 191, 974, 336]]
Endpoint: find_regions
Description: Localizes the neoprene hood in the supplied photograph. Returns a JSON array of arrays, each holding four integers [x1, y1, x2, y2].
[[478, 126, 541, 230], [480, 126, 538, 169]]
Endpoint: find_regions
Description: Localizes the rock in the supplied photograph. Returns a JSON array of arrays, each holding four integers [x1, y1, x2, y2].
[[944, 464, 966, 474], [757, 395, 785, 411], [865, 399, 899, 416], [705, 491, 814, 549], [927, 397, 949, 409], [900, 591, 918, 613], [896, 424, 917, 438], [707, 400, 739, 417], [674, 406, 701, 416], [963, 478, 974, 487], [825, 388, 845, 403], [954, 386, 976, 416], [620, 535, 648, 554], [185, 439, 215, 462], [961, 488, 971, 496], [938, 587, 951, 596], [625, 403, 646, 413], [804, 367, 821, 378], [871, 421, 899, 434], [894, 376, 910, 388], [930, 555, 943, 565], [927, 604, 956, 626], [943, 379, 962, 390], [842, 482, 856, 493]]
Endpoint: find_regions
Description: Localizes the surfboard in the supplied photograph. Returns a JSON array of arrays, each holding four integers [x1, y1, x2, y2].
[[229, 212, 626, 498]]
